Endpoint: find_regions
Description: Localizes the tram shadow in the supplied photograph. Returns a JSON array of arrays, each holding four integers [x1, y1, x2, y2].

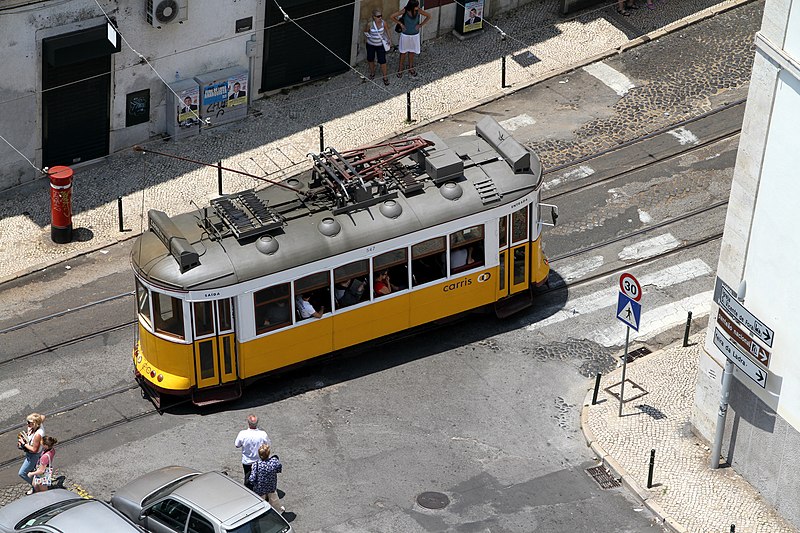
[[163, 272, 569, 415]]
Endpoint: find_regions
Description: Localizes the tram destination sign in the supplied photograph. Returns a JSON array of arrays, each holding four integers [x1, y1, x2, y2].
[[713, 328, 767, 389], [717, 309, 770, 368], [713, 277, 774, 348]]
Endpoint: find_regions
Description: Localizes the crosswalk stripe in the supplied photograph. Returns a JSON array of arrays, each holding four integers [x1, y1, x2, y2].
[[589, 290, 714, 347], [527, 258, 712, 331], [582, 63, 635, 96], [618, 233, 680, 261]]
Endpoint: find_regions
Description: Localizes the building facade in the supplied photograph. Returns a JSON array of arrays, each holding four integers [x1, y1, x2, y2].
[[693, 0, 800, 526], [0, 0, 529, 191]]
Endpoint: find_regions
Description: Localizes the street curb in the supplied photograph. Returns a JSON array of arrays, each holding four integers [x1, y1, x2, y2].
[[0, 0, 758, 290], [580, 367, 685, 533]]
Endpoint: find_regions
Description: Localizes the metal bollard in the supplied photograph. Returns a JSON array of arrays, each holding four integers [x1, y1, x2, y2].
[[319, 125, 324, 152], [730, 525, 735, 533], [117, 196, 124, 232], [647, 449, 655, 488], [683, 311, 693, 347], [406, 92, 412, 123], [591, 374, 601, 405], [217, 161, 223, 196], [501, 56, 507, 88]]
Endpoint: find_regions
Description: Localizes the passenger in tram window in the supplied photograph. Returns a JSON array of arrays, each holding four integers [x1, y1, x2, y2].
[[295, 293, 325, 319], [263, 300, 290, 327], [374, 270, 396, 296], [336, 278, 366, 307]]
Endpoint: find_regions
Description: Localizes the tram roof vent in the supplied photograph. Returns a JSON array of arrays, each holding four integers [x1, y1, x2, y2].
[[210, 190, 285, 242], [148, 210, 200, 273], [475, 116, 533, 174], [425, 149, 464, 184]]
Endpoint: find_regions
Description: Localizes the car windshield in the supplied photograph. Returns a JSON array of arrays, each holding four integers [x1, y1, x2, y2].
[[226, 509, 290, 533], [16, 499, 87, 529]]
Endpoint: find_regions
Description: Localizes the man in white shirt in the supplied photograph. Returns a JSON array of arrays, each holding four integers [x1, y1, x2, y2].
[[234, 414, 270, 489], [295, 293, 324, 319]]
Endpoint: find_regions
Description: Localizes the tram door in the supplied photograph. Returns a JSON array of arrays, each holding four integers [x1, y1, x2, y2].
[[192, 299, 237, 388], [497, 216, 509, 299], [509, 206, 530, 294]]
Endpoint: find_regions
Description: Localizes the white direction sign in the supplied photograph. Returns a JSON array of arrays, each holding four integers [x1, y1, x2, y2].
[[713, 278, 774, 347], [713, 328, 767, 389]]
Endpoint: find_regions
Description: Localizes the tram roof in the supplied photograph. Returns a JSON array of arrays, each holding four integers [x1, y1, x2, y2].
[[131, 116, 543, 291]]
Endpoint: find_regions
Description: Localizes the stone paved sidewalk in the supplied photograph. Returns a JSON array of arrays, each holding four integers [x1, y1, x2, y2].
[[582, 334, 797, 533]]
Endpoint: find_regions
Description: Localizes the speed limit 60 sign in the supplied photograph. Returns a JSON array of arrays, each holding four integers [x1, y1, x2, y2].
[[619, 273, 642, 302]]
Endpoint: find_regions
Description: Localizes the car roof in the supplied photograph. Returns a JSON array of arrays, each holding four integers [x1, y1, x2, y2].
[[0, 489, 77, 527], [112, 465, 200, 507], [36, 499, 141, 532], [0, 490, 139, 532], [171, 472, 265, 525]]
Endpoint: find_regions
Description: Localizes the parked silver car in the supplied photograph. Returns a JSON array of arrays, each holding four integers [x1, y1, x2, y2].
[[110, 466, 292, 533], [0, 488, 143, 532]]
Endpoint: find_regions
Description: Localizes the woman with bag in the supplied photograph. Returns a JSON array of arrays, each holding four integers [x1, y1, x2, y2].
[[249, 443, 285, 514], [391, 0, 430, 77], [17, 413, 45, 494], [364, 9, 391, 85], [27, 436, 57, 493]]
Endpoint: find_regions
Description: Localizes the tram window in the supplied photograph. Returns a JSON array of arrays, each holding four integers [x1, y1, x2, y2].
[[294, 271, 331, 321], [499, 216, 508, 249], [254, 283, 292, 334], [152, 291, 185, 339], [193, 302, 214, 337], [511, 206, 529, 244], [450, 225, 485, 275], [412, 237, 446, 286], [334, 260, 369, 309], [217, 299, 232, 331], [513, 246, 526, 285], [372, 248, 409, 298], [136, 279, 151, 326]]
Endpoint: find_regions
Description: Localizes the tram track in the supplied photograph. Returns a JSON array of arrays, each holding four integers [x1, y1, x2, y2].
[[540, 99, 745, 202]]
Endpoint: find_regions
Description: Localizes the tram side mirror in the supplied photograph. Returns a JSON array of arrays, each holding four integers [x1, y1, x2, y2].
[[539, 203, 558, 227]]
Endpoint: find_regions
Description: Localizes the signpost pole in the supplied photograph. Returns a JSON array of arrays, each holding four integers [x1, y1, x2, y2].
[[618, 326, 630, 417], [710, 358, 734, 469]]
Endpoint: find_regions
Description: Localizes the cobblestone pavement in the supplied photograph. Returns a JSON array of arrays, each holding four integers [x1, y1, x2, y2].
[[0, 0, 753, 282], [582, 334, 798, 533]]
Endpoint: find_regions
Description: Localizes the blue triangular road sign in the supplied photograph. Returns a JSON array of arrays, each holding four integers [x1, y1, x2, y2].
[[617, 293, 641, 331]]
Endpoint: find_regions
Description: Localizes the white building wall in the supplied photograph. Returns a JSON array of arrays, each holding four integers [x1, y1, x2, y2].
[[0, 0, 261, 189], [693, 0, 800, 525]]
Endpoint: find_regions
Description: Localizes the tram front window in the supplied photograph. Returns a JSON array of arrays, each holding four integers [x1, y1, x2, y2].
[[136, 279, 151, 326], [152, 291, 185, 339]]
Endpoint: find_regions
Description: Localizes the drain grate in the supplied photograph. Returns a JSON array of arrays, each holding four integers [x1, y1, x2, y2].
[[623, 346, 652, 363], [416, 491, 450, 510], [586, 465, 621, 489]]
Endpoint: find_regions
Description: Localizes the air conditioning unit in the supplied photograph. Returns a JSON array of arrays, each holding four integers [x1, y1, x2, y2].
[[146, 0, 188, 28]]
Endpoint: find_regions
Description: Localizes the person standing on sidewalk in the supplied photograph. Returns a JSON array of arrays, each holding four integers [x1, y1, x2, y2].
[[17, 413, 45, 494], [234, 414, 270, 490], [249, 443, 285, 514], [391, 0, 430, 78], [364, 9, 392, 86]]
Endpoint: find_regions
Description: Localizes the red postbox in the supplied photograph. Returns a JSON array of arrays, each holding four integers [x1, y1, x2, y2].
[[48, 165, 73, 243]]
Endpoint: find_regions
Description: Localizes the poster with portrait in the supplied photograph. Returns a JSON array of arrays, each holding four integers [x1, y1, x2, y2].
[[227, 73, 248, 107], [176, 86, 200, 126], [463, 0, 484, 33]]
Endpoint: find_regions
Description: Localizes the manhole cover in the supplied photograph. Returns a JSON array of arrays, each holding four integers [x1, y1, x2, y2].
[[416, 491, 450, 509], [586, 465, 621, 489]]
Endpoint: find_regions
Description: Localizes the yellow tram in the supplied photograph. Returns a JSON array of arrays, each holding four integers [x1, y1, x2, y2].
[[131, 117, 556, 405]]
